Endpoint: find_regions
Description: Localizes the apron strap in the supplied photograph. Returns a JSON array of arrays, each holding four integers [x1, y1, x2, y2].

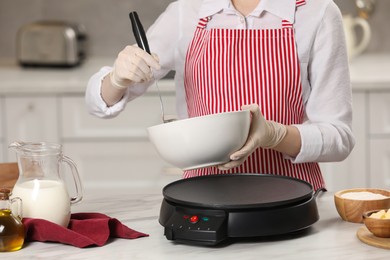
[[197, 17, 210, 29], [283, 0, 306, 28], [296, 0, 307, 7]]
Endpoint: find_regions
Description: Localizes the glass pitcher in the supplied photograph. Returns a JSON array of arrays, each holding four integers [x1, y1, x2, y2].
[[0, 188, 24, 252], [9, 141, 83, 227]]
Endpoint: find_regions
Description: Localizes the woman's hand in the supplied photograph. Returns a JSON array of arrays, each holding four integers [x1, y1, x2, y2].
[[218, 104, 287, 170], [109, 45, 161, 89]]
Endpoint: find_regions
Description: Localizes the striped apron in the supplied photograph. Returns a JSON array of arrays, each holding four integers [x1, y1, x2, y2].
[[183, 0, 325, 191]]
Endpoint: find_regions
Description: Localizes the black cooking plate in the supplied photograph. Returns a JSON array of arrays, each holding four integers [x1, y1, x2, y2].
[[163, 174, 313, 209], [160, 174, 319, 245]]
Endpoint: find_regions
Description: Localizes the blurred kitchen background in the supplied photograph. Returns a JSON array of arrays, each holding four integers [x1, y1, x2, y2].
[[0, 0, 389, 192], [0, 0, 173, 60], [0, 0, 389, 59]]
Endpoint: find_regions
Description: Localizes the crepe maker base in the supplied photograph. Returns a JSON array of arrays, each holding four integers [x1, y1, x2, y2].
[[159, 174, 319, 245]]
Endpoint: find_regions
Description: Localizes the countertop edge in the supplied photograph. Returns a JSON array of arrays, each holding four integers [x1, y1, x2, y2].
[[0, 53, 389, 95]]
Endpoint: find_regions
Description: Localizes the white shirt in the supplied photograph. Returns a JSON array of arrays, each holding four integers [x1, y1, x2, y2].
[[85, 0, 355, 163]]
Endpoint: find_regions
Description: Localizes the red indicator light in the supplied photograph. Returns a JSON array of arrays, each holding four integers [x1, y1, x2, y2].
[[183, 215, 190, 219], [189, 215, 199, 224]]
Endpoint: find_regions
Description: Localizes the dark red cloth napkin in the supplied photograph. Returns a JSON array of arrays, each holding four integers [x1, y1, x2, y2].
[[22, 212, 149, 248]]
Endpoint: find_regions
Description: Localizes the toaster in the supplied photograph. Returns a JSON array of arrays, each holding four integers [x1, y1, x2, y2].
[[16, 21, 87, 67]]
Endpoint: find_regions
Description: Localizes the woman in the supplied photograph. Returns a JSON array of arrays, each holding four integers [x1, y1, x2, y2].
[[85, 0, 355, 191]]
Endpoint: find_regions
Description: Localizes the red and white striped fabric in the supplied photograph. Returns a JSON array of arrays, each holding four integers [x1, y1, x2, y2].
[[183, 0, 325, 191]]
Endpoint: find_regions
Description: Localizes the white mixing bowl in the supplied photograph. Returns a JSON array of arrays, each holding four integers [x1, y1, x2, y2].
[[147, 110, 251, 170]]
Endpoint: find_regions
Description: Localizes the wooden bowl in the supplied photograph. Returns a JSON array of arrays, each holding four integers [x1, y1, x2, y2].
[[363, 209, 390, 238], [334, 188, 390, 223]]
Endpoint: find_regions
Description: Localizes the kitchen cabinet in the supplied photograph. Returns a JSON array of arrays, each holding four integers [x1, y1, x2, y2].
[[320, 92, 367, 191], [4, 95, 59, 161], [62, 141, 173, 189], [321, 91, 390, 191], [368, 92, 390, 189], [60, 94, 169, 139], [60, 93, 181, 189], [0, 91, 181, 190], [369, 139, 390, 188], [319, 54, 390, 191]]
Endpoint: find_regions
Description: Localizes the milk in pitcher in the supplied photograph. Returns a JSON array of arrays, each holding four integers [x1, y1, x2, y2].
[[12, 179, 71, 227]]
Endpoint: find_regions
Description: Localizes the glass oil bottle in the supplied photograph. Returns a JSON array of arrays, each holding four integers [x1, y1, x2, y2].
[[0, 188, 24, 252]]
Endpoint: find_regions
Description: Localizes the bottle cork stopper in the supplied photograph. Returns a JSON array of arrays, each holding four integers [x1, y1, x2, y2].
[[0, 188, 11, 200]]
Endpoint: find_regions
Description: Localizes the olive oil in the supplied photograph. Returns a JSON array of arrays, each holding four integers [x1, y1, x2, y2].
[[0, 189, 24, 252]]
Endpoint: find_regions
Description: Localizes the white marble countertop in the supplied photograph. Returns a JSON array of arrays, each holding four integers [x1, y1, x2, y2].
[[2, 188, 389, 260], [0, 53, 389, 95]]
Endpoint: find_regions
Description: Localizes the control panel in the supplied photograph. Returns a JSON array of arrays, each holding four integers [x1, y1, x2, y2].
[[163, 206, 227, 245]]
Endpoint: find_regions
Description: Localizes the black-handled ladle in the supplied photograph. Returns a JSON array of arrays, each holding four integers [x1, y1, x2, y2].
[[129, 11, 174, 123], [129, 12, 151, 54]]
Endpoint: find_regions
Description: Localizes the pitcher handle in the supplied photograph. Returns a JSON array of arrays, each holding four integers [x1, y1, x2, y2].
[[351, 17, 371, 57], [61, 155, 83, 204]]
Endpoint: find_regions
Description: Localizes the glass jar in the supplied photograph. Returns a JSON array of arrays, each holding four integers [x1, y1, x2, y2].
[[0, 188, 24, 252]]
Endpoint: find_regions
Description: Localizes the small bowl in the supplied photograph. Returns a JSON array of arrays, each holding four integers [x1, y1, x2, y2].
[[363, 209, 390, 238], [334, 188, 390, 223], [147, 110, 250, 170]]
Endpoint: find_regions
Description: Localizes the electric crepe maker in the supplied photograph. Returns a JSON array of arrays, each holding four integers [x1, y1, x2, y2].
[[159, 174, 322, 245]]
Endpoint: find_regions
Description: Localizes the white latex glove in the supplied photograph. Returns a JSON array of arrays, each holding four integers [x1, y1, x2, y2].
[[109, 45, 161, 89], [218, 104, 287, 170]]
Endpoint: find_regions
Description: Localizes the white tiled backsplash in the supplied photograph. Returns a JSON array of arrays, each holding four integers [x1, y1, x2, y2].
[[0, 0, 388, 60]]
